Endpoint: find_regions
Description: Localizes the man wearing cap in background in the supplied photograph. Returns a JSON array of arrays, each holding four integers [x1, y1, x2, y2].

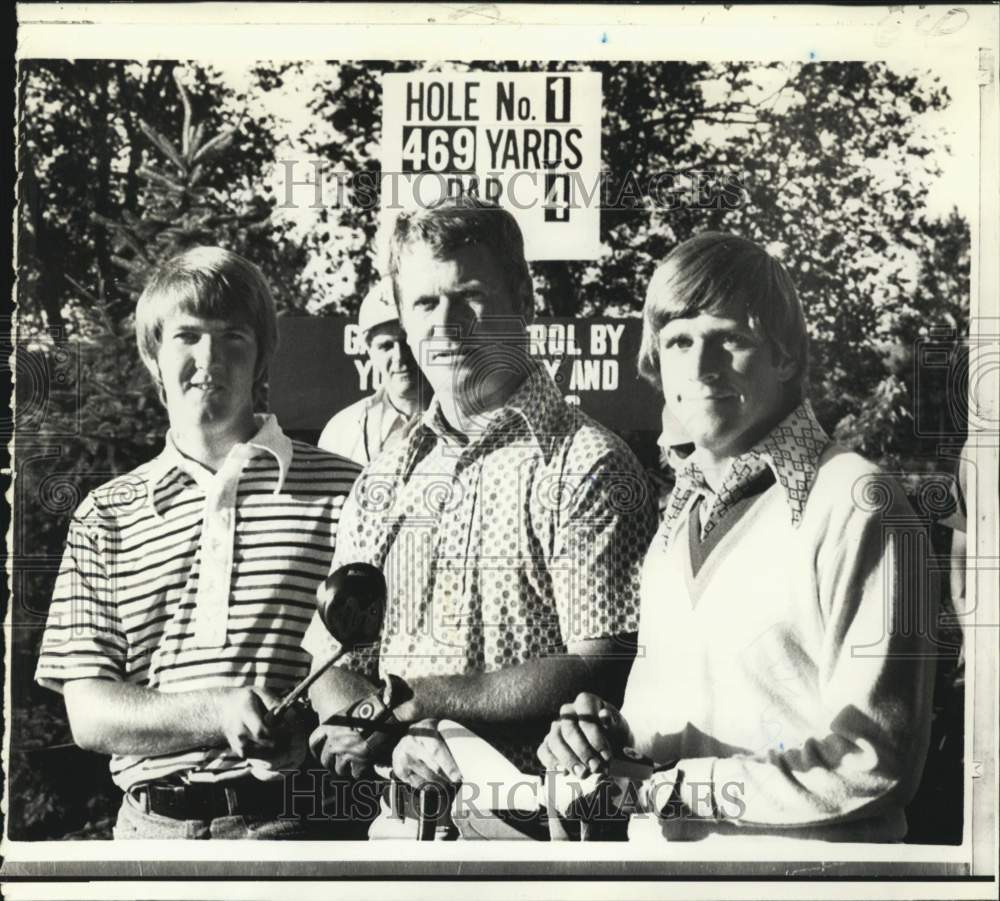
[[318, 279, 428, 465]]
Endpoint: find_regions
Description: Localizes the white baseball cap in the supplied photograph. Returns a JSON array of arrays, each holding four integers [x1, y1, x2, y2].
[[358, 279, 398, 340]]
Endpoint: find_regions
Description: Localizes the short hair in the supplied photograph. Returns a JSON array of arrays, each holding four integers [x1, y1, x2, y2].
[[387, 196, 532, 312], [637, 232, 809, 399], [135, 246, 279, 396]]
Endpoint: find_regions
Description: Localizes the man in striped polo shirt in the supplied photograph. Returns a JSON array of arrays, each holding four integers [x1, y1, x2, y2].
[[36, 247, 362, 839]]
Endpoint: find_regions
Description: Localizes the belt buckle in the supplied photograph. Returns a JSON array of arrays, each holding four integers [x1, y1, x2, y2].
[[182, 774, 238, 819], [136, 780, 188, 819], [128, 784, 153, 815], [218, 775, 279, 818], [219, 783, 238, 817]]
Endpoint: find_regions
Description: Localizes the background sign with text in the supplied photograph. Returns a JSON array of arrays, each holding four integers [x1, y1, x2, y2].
[[381, 71, 603, 261], [271, 316, 660, 446]]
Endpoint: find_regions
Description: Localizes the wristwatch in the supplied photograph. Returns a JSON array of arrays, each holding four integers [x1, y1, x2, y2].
[[332, 673, 414, 765]]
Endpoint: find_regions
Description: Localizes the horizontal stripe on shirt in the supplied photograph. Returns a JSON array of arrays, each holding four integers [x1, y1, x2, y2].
[[36, 434, 360, 790]]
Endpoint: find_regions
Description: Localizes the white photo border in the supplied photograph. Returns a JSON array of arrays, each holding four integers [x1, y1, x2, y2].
[[5, 3, 998, 898]]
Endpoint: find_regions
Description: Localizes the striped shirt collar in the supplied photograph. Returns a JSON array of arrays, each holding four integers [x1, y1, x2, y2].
[[663, 400, 830, 542], [418, 360, 569, 461], [145, 413, 293, 515]]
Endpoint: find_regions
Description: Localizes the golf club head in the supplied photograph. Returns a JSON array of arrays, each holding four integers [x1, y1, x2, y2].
[[316, 562, 386, 650]]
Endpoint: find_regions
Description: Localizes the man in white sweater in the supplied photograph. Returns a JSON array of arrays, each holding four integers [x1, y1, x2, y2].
[[538, 233, 937, 842]]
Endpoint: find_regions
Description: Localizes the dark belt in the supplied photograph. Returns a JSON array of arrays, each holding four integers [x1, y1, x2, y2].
[[129, 775, 289, 821]]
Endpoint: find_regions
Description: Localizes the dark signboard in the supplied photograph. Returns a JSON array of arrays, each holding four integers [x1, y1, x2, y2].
[[270, 316, 662, 456]]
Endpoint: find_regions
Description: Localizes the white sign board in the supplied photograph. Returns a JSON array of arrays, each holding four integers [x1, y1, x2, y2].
[[381, 71, 603, 261]]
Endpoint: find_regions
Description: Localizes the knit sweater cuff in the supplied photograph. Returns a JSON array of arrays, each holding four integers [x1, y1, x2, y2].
[[677, 756, 719, 820]]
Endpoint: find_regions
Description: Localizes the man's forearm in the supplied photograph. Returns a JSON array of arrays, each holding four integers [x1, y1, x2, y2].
[[306, 662, 380, 721], [396, 649, 631, 725], [63, 679, 233, 757]]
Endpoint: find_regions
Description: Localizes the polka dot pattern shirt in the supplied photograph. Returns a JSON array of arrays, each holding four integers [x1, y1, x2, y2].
[[306, 364, 658, 770]]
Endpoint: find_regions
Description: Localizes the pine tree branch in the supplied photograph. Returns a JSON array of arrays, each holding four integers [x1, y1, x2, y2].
[[136, 166, 188, 195], [192, 127, 236, 165], [138, 120, 186, 172], [63, 274, 102, 304], [187, 121, 205, 164], [174, 67, 194, 158]]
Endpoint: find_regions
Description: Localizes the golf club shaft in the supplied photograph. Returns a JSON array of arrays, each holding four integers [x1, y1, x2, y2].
[[272, 646, 347, 718]]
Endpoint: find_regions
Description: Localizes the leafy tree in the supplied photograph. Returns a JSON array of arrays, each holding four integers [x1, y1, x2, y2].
[[18, 60, 309, 329], [94, 71, 248, 298], [704, 63, 966, 457]]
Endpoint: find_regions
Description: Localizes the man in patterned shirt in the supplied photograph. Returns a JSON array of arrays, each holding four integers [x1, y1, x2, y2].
[[305, 198, 657, 835], [35, 247, 362, 839]]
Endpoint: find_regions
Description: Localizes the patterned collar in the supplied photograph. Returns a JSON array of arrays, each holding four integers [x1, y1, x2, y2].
[[662, 400, 830, 543], [418, 360, 571, 462], [145, 413, 293, 516]]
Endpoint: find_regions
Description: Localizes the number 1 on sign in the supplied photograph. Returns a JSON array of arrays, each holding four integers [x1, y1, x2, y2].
[[546, 76, 571, 123]]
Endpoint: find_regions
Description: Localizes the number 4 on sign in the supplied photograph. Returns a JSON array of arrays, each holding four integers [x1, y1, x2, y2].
[[402, 127, 425, 171], [545, 174, 571, 223], [402, 127, 449, 173]]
